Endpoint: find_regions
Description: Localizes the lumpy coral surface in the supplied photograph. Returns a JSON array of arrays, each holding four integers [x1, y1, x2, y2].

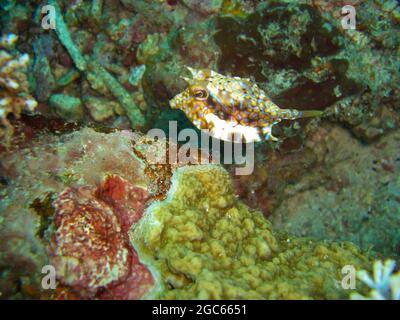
[[132, 165, 370, 299]]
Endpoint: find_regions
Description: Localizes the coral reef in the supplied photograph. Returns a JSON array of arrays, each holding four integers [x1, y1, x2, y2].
[[0, 130, 127, 297], [48, 0, 145, 129], [351, 260, 400, 300], [0, 33, 37, 146], [0, 128, 146, 298], [0, 0, 397, 144], [1, 127, 374, 300], [132, 165, 371, 299], [0, 0, 399, 302], [0, 127, 207, 298]]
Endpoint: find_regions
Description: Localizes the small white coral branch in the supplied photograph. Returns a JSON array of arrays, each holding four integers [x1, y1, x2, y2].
[[351, 259, 400, 300], [0, 34, 18, 49], [0, 33, 37, 145]]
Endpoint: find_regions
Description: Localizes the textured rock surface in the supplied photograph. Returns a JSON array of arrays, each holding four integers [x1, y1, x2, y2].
[[269, 125, 400, 257]]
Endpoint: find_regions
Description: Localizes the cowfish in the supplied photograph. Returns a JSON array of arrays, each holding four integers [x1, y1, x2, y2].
[[169, 67, 323, 143]]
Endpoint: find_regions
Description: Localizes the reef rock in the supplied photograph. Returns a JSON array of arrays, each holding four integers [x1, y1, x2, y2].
[[269, 125, 400, 256], [49, 94, 84, 121]]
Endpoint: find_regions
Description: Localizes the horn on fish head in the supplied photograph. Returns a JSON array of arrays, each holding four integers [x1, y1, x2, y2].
[[180, 66, 197, 86], [184, 66, 212, 81], [185, 66, 198, 77], [181, 76, 193, 85]]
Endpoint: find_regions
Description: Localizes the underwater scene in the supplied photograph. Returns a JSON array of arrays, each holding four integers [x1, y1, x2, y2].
[[0, 0, 399, 301]]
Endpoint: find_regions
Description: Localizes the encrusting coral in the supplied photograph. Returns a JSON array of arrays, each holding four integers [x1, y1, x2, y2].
[[132, 164, 371, 299], [0, 33, 37, 146], [0, 128, 149, 298], [50, 176, 154, 299]]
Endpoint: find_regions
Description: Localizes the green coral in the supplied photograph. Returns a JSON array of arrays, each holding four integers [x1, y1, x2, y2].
[[49, 94, 84, 121], [48, 0, 145, 129], [49, 0, 87, 72], [132, 165, 371, 299]]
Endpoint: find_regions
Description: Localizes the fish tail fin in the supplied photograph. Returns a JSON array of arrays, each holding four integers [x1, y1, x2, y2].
[[279, 109, 324, 120]]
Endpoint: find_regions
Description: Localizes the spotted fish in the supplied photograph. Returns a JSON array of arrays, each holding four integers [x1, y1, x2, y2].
[[170, 67, 323, 143]]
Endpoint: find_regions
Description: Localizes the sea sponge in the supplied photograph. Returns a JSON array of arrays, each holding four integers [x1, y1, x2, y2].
[[0, 34, 37, 145], [132, 164, 371, 299]]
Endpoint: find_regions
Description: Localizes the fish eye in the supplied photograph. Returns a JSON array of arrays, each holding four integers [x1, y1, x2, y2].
[[191, 87, 209, 100]]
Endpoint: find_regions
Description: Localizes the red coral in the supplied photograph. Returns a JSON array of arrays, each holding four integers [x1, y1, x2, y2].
[[96, 175, 149, 233], [50, 175, 153, 299], [99, 252, 154, 300], [51, 186, 130, 296]]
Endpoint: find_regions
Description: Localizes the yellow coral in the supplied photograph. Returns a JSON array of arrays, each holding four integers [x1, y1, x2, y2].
[[0, 34, 37, 145], [132, 165, 371, 299]]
